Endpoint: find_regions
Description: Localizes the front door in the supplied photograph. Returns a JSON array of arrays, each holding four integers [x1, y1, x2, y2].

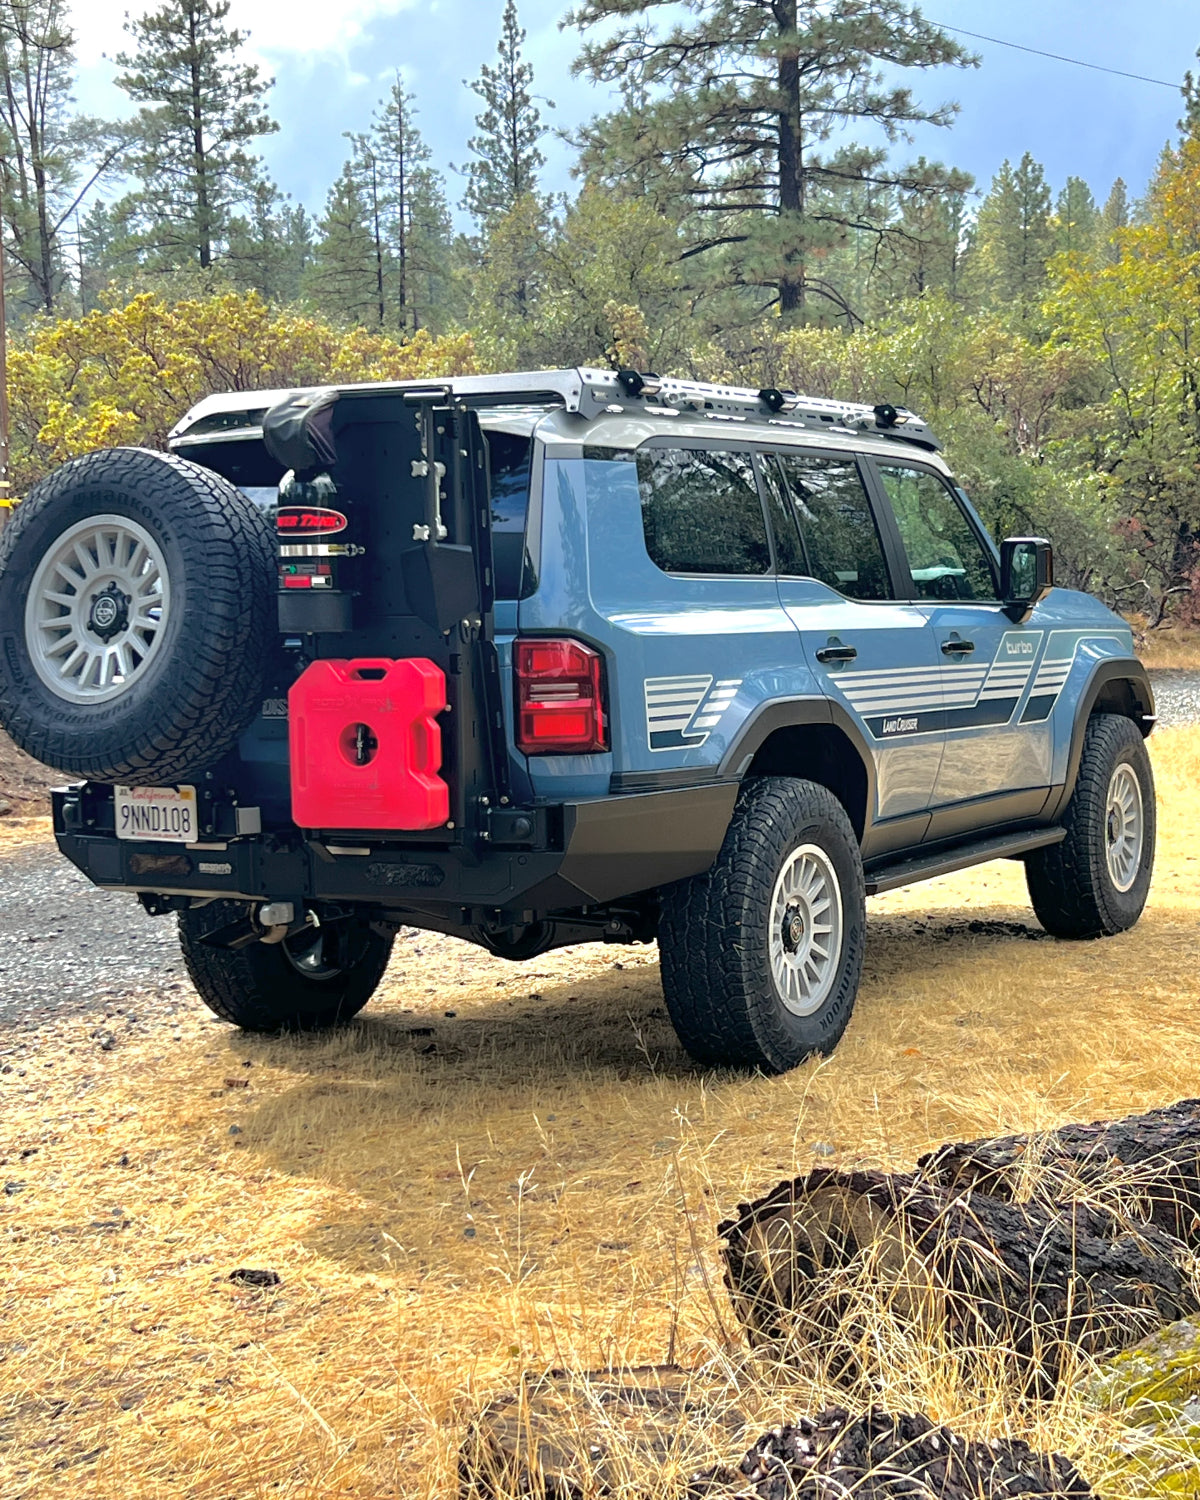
[[765, 449, 944, 843], [868, 459, 1052, 837]]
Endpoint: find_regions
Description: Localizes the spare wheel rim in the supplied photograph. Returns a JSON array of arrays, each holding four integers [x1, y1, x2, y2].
[[24, 515, 171, 704]]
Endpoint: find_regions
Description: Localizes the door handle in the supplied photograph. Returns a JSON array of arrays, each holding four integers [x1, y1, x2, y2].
[[816, 644, 858, 663], [941, 639, 976, 656]]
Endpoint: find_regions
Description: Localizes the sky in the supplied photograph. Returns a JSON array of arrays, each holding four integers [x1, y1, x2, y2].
[[68, 0, 1200, 228]]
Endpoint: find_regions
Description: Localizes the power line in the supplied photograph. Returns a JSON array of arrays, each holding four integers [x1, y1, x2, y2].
[[929, 20, 1180, 90]]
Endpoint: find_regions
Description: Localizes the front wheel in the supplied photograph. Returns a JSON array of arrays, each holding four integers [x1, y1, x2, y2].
[[659, 777, 866, 1073], [179, 902, 394, 1032], [1026, 713, 1156, 939]]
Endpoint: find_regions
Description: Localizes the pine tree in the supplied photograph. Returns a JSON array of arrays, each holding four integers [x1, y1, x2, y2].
[[970, 153, 1054, 321], [865, 161, 970, 307], [0, 0, 122, 315], [1054, 176, 1098, 257], [114, 0, 277, 272], [1102, 177, 1129, 263], [368, 80, 457, 333], [225, 179, 315, 303], [78, 194, 142, 310], [461, 0, 551, 230], [566, 0, 973, 323], [1181, 48, 1200, 140], [306, 160, 380, 326]]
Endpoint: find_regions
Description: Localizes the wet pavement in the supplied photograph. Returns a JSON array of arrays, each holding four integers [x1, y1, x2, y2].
[[1, 667, 1197, 1030]]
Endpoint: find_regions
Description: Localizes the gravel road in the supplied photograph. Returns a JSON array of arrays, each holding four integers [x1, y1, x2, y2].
[[2, 668, 1197, 1030], [1147, 669, 1200, 729], [0, 841, 184, 1029]]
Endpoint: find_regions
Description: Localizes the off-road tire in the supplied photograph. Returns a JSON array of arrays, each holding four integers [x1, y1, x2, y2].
[[0, 447, 276, 782], [179, 902, 394, 1032], [658, 776, 866, 1073], [1026, 713, 1155, 939]]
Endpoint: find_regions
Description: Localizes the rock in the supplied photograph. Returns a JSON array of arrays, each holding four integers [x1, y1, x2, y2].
[[719, 1166, 1199, 1387], [4, 1181, 26, 1196], [461, 1380, 1092, 1500], [229, 1268, 280, 1288], [0, 798, 12, 816], [697, 1408, 1096, 1500], [1084, 1317, 1200, 1480], [460, 1366, 750, 1498]]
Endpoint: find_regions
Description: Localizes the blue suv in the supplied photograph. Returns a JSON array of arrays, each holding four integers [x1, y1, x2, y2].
[[0, 369, 1156, 1072]]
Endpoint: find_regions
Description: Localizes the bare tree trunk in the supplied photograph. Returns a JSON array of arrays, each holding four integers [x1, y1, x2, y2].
[[775, 0, 803, 317], [187, 3, 211, 269]]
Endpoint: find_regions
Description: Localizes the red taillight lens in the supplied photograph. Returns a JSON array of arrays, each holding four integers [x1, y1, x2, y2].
[[515, 638, 608, 755]]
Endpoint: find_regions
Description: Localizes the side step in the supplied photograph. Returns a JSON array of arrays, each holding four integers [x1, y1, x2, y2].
[[864, 827, 1067, 897]]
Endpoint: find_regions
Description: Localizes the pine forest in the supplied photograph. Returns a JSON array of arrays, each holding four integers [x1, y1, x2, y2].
[[4, 0, 1200, 627]]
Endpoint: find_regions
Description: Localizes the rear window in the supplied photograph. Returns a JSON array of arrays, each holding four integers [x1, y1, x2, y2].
[[637, 448, 770, 575], [484, 429, 533, 599]]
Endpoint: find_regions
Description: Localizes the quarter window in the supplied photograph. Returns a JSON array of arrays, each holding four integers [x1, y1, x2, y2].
[[877, 464, 998, 602], [637, 449, 770, 575], [773, 453, 892, 601]]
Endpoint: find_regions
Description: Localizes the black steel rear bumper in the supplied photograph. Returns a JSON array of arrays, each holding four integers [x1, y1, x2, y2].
[[52, 781, 738, 920]]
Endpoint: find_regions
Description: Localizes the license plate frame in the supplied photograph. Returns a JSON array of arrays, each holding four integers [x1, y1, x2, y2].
[[114, 785, 199, 844]]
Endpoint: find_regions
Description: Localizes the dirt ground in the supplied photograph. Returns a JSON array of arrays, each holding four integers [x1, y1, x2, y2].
[[2, 731, 1200, 1498], [0, 729, 61, 816]]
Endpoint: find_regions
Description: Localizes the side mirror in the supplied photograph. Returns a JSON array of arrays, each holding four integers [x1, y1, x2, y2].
[[1000, 536, 1053, 619]]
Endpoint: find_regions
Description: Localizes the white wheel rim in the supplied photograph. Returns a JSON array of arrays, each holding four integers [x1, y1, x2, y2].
[[1105, 763, 1144, 893], [768, 843, 844, 1017], [23, 514, 170, 703]]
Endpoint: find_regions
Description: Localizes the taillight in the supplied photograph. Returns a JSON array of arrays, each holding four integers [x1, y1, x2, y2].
[[515, 638, 609, 755]]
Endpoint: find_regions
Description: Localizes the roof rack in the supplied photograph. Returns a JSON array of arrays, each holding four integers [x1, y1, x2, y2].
[[576, 368, 940, 450], [168, 368, 940, 453]]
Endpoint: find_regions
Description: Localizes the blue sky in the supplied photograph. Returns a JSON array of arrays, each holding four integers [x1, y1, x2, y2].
[[71, 0, 1198, 227]]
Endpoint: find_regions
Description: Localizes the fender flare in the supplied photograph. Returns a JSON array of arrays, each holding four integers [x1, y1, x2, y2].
[[718, 694, 879, 831], [1045, 656, 1155, 823]]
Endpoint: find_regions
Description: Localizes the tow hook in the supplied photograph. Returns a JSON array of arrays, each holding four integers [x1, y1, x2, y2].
[[257, 901, 317, 945]]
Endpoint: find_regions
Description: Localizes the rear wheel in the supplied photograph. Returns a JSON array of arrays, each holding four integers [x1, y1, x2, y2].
[[1026, 713, 1155, 938], [179, 902, 394, 1032], [658, 777, 866, 1073]]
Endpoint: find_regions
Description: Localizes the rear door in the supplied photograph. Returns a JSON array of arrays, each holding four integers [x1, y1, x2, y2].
[[766, 449, 944, 841], [866, 458, 1052, 836]]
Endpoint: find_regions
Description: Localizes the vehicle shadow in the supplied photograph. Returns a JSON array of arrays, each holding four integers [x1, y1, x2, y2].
[[218, 905, 1076, 1276]]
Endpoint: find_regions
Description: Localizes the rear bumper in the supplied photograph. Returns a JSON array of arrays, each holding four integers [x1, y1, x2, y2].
[[52, 781, 738, 920]]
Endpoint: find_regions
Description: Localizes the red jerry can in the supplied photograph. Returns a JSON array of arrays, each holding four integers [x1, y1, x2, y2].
[[288, 658, 450, 831]]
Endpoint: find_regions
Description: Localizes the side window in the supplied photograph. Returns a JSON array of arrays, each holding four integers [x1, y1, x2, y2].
[[637, 448, 770, 575], [876, 463, 998, 602], [483, 429, 533, 598], [756, 455, 807, 576], [774, 452, 892, 602]]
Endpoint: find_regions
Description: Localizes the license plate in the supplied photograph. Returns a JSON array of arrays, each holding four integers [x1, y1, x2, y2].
[[114, 785, 198, 844]]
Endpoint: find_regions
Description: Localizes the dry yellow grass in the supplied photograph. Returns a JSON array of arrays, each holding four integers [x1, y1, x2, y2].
[[4, 729, 1200, 1498], [1127, 621, 1200, 671], [0, 815, 53, 853]]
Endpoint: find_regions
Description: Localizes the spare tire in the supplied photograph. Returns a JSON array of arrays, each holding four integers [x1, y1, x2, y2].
[[0, 447, 277, 782]]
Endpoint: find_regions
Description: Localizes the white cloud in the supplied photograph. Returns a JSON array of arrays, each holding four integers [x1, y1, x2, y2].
[[70, 0, 418, 67]]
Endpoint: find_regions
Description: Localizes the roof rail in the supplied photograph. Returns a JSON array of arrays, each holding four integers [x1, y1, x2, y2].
[[168, 368, 940, 452], [573, 367, 940, 450]]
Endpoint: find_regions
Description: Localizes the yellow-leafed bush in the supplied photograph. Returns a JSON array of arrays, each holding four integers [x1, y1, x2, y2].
[[8, 290, 479, 494]]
